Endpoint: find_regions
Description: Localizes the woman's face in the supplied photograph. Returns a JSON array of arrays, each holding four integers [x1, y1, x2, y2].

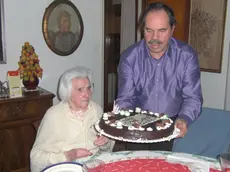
[[59, 16, 70, 32], [70, 77, 92, 111]]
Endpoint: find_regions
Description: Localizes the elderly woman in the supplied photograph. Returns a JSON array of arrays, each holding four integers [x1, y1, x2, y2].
[[30, 66, 114, 172]]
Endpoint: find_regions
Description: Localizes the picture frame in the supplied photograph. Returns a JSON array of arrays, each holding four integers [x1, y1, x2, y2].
[[0, 0, 6, 64], [42, 0, 84, 56], [189, 0, 227, 73]]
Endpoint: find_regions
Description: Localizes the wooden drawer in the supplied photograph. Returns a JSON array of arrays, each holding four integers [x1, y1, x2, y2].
[[0, 124, 36, 172], [0, 88, 55, 172], [0, 98, 52, 123]]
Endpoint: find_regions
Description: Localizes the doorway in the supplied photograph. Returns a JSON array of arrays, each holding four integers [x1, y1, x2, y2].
[[104, 0, 138, 112], [104, 0, 121, 112]]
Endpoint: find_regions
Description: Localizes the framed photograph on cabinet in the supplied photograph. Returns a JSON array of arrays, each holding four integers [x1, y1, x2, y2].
[[0, 0, 6, 64], [189, 0, 227, 73], [42, 0, 84, 56]]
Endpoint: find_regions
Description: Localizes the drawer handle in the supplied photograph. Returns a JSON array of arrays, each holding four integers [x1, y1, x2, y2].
[[7, 105, 21, 117]]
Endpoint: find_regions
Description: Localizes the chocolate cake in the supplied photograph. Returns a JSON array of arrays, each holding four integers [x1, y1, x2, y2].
[[95, 107, 177, 143]]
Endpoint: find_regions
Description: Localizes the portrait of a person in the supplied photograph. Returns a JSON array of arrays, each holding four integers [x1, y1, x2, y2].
[[49, 10, 76, 52], [43, 1, 83, 56]]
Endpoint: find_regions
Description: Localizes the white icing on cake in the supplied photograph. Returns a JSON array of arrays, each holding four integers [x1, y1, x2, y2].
[[105, 120, 110, 124], [124, 111, 130, 116], [128, 126, 135, 130], [116, 126, 123, 129], [135, 107, 141, 113], [110, 123, 116, 127], [156, 119, 173, 130], [155, 113, 160, 117], [103, 113, 109, 120], [120, 110, 125, 116], [149, 112, 154, 115], [147, 127, 153, 131], [138, 127, 145, 131], [116, 121, 123, 129]]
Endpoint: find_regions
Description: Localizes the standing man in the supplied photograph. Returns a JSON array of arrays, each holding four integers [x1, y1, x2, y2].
[[116, 2, 203, 151]]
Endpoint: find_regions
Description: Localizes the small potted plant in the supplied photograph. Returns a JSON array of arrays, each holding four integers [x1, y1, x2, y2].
[[17, 42, 43, 90]]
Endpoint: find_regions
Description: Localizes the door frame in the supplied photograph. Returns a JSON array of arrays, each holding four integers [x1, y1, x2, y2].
[[103, 0, 139, 111]]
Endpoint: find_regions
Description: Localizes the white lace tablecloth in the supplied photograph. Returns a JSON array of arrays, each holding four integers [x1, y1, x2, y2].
[[77, 151, 221, 172]]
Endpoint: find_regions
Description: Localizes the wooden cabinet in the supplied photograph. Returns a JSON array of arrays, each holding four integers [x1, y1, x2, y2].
[[0, 88, 55, 172], [142, 0, 191, 43]]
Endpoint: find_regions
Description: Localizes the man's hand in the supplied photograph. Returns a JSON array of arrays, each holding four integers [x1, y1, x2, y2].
[[175, 118, 188, 138], [94, 136, 109, 146], [64, 148, 92, 161]]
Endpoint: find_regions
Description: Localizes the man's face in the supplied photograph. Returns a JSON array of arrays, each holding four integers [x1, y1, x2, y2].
[[144, 10, 175, 59], [70, 77, 92, 111], [59, 16, 70, 32]]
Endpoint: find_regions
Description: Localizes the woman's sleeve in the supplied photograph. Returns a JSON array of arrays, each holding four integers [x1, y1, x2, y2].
[[95, 104, 115, 151], [30, 108, 66, 172]]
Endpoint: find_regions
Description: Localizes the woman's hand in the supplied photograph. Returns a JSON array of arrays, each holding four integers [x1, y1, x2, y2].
[[175, 118, 188, 138], [93, 136, 109, 146], [64, 148, 92, 161]]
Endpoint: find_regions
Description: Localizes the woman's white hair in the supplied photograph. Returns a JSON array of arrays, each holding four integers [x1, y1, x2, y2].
[[57, 66, 93, 102]]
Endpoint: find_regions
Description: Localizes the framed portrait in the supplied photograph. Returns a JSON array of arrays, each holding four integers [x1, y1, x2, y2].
[[189, 0, 227, 73], [0, 0, 6, 64], [42, 0, 84, 56]]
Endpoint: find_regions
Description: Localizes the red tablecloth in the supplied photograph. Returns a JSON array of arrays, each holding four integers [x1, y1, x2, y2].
[[90, 159, 221, 172]]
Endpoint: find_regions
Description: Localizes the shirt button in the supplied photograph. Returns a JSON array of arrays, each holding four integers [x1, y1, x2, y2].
[[156, 94, 158, 96], [157, 63, 160, 66], [156, 78, 159, 82]]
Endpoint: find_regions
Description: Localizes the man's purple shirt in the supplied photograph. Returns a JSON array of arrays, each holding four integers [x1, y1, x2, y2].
[[116, 38, 203, 125]]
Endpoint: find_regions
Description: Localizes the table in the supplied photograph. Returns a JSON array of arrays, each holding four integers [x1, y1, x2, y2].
[[77, 151, 221, 172]]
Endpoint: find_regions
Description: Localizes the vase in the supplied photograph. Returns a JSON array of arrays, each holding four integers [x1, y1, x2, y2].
[[22, 77, 39, 90]]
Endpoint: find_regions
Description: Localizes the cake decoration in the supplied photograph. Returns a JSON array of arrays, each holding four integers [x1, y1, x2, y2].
[[95, 105, 180, 143]]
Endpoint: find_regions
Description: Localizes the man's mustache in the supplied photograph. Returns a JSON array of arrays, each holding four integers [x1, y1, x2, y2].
[[148, 40, 162, 45]]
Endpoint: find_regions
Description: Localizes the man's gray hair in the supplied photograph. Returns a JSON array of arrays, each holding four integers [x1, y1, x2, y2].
[[58, 66, 93, 102]]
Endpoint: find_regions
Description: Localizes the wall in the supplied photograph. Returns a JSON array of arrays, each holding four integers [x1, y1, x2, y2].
[[120, 0, 136, 53], [0, 0, 104, 105], [200, 0, 230, 110], [224, 1, 230, 111], [225, 43, 230, 110]]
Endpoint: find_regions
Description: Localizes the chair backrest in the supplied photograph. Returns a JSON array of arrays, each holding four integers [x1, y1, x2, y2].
[[173, 107, 230, 158]]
